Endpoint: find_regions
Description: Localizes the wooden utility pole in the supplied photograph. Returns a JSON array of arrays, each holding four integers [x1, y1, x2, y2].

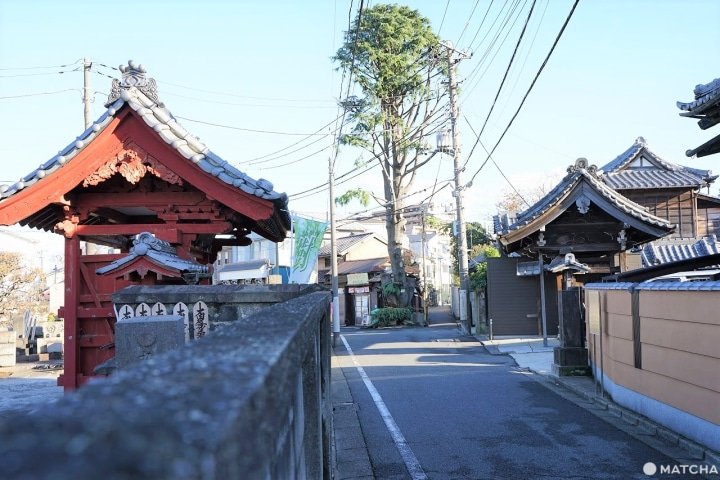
[[444, 42, 471, 335]]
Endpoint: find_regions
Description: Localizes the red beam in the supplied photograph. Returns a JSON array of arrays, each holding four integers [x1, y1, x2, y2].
[[75, 222, 232, 236], [74, 191, 206, 208]]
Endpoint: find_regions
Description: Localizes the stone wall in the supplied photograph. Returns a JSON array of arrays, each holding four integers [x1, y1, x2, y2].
[[113, 283, 325, 329], [0, 291, 333, 480]]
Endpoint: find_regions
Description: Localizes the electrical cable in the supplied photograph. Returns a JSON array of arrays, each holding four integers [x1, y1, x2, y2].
[[0, 59, 81, 71], [466, 0, 581, 187], [465, 0, 538, 167], [175, 116, 333, 136], [0, 89, 80, 100], [437, 0, 451, 36]]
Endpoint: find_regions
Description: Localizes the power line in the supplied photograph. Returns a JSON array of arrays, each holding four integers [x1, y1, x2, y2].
[[161, 90, 336, 109], [0, 88, 80, 100], [465, 0, 538, 167], [0, 67, 81, 78], [467, 0, 581, 187], [464, 0, 496, 52], [463, 114, 529, 207], [239, 113, 346, 164], [0, 59, 81, 71], [437, 0, 451, 36], [455, 0, 481, 47], [462, 0, 527, 100], [254, 144, 334, 170], [497, 0, 550, 118], [175, 116, 333, 136]]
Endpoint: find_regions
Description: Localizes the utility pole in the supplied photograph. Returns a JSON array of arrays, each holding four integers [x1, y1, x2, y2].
[[328, 158, 340, 347], [443, 42, 471, 335], [83, 58, 92, 129], [420, 208, 428, 326]]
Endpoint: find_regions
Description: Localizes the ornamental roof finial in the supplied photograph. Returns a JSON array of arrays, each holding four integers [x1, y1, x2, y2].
[[105, 60, 162, 107], [635, 136, 646, 146]]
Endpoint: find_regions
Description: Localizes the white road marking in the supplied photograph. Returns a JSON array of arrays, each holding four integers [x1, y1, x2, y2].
[[340, 334, 428, 480]]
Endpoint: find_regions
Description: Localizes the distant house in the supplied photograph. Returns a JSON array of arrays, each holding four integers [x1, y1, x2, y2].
[[213, 232, 291, 284], [317, 232, 389, 325], [599, 137, 720, 265]]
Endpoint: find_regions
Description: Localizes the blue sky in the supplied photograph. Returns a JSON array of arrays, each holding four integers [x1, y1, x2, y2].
[[1, 0, 719, 227]]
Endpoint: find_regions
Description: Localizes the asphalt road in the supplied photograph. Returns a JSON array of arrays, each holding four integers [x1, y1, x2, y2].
[[337, 314, 676, 480]]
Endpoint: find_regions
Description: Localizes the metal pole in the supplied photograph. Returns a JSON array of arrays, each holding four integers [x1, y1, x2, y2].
[[83, 58, 91, 129], [329, 158, 340, 347], [445, 42, 471, 335], [421, 208, 428, 326], [539, 253, 548, 347]]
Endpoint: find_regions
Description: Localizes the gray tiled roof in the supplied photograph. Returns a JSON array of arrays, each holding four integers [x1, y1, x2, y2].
[[641, 236, 720, 266], [96, 232, 209, 276], [0, 61, 287, 206], [498, 161, 671, 236], [217, 259, 270, 274], [599, 137, 713, 190], [318, 232, 376, 256], [677, 77, 720, 116]]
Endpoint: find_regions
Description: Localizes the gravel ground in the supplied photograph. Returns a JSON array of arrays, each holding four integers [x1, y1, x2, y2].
[[0, 361, 64, 418]]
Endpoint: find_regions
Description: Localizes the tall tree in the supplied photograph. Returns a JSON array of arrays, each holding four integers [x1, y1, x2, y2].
[[0, 252, 46, 318], [335, 4, 446, 301]]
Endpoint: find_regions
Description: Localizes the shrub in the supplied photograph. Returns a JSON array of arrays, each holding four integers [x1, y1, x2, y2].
[[369, 307, 413, 328]]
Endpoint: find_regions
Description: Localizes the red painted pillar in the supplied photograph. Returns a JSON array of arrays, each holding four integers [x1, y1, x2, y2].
[[59, 235, 80, 391]]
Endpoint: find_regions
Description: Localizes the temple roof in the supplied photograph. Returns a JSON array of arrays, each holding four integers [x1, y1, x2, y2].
[[600, 137, 715, 190], [677, 77, 720, 118], [496, 159, 674, 252], [677, 77, 720, 158], [641, 236, 720, 266], [96, 232, 209, 279], [0, 60, 290, 240]]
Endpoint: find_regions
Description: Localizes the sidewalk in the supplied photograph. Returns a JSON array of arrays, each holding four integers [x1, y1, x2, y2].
[[331, 344, 374, 480], [479, 336, 720, 468]]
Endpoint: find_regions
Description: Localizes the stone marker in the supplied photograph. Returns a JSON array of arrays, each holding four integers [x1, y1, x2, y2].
[[114, 315, 185, 368]]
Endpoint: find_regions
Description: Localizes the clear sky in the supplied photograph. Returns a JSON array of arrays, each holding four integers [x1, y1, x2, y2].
[[1, 0, 719, 228]]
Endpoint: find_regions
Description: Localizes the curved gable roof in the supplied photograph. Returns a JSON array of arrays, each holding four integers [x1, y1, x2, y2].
[[0, 61, 290, 240], [498, 159, 673, 248], [599, 137, 714, 190]]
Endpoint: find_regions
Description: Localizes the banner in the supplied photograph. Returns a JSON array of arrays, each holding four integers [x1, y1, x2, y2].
[[289, 216, 328, 284]]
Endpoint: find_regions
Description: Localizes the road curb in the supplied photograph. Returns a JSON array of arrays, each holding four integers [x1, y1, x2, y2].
[[527, 365, 720, 468]]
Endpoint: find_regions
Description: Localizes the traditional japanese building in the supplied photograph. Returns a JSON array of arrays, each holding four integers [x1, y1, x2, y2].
[[490, 158, 674, 337], [0, 61, 290, 389], [677, 77, 720, 158], [600, 137, 719, 239], [599, 137, 720, 265]]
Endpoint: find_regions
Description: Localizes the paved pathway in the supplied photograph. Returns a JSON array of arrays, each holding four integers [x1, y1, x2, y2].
[[335, 307, 681, 479]]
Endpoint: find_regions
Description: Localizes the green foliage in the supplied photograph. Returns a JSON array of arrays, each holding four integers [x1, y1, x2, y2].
[[335, 188, 371, 207], [335, 5, 442, 102], [334, 4, 446, 289], [469, 245, 500, 290], [369, 307, 413, 328], [381, 282, 401, 297], [425, 215, 447, 230], [449, 222, 493, 276]]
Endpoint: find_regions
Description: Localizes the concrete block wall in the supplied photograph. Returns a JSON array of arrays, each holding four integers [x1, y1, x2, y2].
[[0, 291, 333, 480]]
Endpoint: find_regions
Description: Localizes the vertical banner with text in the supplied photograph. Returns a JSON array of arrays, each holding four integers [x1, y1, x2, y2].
[[289, 216, 328, 284]]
